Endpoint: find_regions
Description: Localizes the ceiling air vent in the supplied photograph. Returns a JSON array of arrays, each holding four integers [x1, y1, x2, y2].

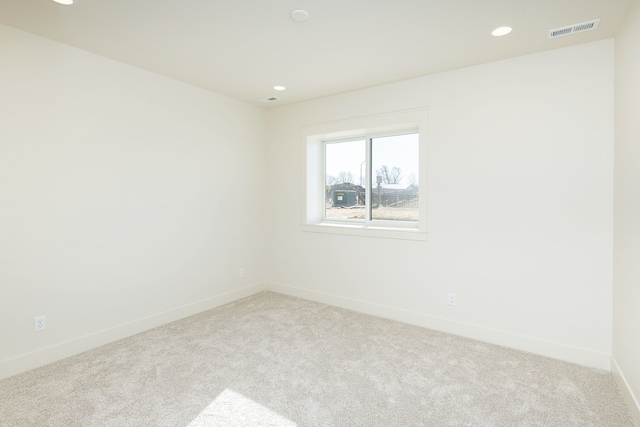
[[549, 19, 600, 38], [258, 96, 279, 103]]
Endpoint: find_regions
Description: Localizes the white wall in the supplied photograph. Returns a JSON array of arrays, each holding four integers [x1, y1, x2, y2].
[[266, 40, 615, 369], [0, 24, 267, 379], [0, 20, 622, 386], [613, 0, 640, 422]]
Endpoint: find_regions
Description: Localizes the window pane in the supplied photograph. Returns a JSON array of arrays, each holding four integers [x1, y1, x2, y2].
[[371, 133, 419, 222], [325, 140, 366, 221]]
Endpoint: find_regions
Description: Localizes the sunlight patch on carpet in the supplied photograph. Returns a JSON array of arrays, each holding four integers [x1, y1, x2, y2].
[[187, 388, 298, 427]]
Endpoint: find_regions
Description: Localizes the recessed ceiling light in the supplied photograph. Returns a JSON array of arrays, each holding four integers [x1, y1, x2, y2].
[[273, 85, 286, 91], [53, 0, 74, 4], [491, 26, 513, 36], [290, 9, 309, 22]]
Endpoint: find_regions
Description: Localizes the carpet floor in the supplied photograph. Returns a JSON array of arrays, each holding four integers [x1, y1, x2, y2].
[[0, 291, 634, 426]]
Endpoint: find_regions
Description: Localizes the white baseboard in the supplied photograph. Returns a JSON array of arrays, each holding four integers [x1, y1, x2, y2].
[[0, 283, 267, 381], [0, 281, 614, 382], [265, 282, 612, 370], [611, 356, 640, 426]]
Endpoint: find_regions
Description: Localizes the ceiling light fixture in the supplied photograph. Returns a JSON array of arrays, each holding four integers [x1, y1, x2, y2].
[[491, 26, 513, 36], [273, 85, 286, 91], [290, 9, 309, 22], [53, 0, 74, 4]]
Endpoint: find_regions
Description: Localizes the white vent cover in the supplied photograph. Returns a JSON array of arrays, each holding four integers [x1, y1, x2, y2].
[[549, 19, 600, 38], [258, 96, 279, 103]]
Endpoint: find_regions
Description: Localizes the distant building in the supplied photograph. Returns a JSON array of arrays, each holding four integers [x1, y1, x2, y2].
[[327, 182, 418, 208], [375, 183, 418, 195], [327, 183, 365, 207], [373, 184, 418, 208]]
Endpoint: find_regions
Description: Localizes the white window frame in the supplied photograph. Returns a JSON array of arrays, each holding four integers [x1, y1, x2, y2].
[[301, 108, 428, 241]]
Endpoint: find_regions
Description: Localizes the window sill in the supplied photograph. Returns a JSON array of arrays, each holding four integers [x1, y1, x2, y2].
[[301, 223, 428, 241]]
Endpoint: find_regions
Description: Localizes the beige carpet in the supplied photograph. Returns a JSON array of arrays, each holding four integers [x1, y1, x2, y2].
[[0, 291, 634, 426]]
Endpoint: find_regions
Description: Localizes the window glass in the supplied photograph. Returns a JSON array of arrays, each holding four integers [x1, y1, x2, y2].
[[370, 133, 419, 222], [324, 132, 418, 223], [324, 139, 365, 221]]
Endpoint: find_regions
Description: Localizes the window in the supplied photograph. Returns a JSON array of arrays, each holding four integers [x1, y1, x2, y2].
[[324, 132, 419, 222], [303, 108, 427, 240]]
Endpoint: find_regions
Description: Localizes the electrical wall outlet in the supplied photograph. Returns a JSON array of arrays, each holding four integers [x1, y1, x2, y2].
[[34, 315, 46, 332], [448, 293, 457, 306], [239, 267, 245, 278]]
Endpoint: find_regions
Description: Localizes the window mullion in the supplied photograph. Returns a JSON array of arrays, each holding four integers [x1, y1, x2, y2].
[[365, 136, 372, 223], [321, 142, 327, 220]]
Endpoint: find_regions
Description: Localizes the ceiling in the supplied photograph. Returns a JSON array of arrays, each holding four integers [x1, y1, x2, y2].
[[0, 0, 633, 107]]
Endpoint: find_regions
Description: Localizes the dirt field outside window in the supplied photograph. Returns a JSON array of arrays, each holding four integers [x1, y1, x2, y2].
[[325, 206, 418, 221]]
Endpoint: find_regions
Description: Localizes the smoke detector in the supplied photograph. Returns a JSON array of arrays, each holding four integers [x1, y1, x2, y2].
[[549, 19, 600, 38], [258, 97, 279, 103], [290, 9, 309, 22]]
